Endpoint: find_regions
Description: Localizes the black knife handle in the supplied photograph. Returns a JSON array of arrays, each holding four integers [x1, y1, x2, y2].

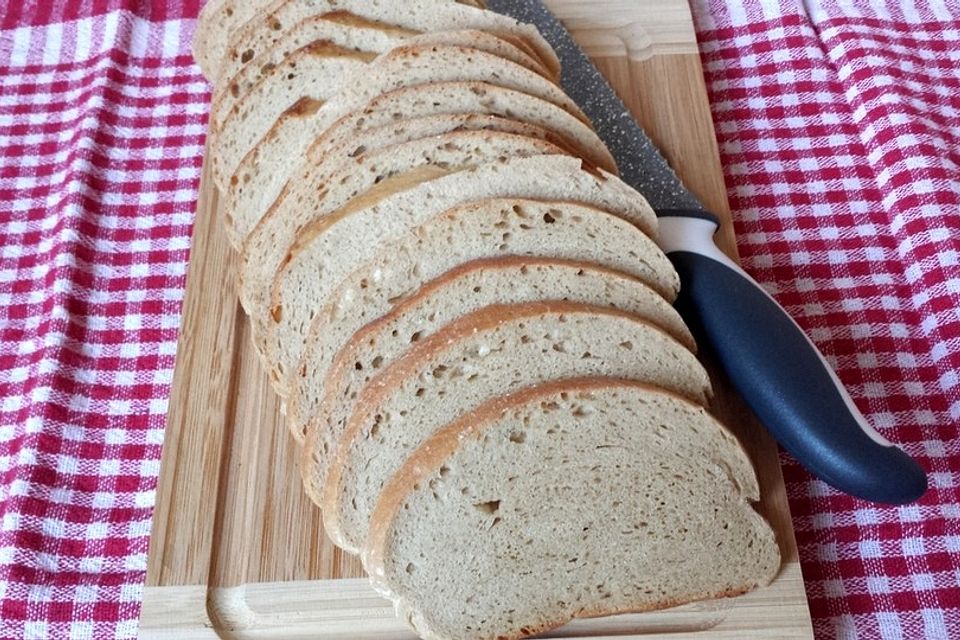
[[659, 213, 927, 504]]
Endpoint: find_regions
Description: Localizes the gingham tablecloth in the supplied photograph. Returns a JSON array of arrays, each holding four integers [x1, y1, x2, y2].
[[0, 1, 957, 638]]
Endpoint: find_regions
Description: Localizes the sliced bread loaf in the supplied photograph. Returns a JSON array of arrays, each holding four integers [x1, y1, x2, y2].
[[211, 42, 587, 189], [263, 155, 658, 396], [212, 28, 551, 133], [364, 378, 781, 640], [239, 130, 565, 326], [228, 81, 616, 238], [289, 197, 681, 446], [316, 301, 714, 553], [304, 258, 695, 481], [218, 0, 557, 89]]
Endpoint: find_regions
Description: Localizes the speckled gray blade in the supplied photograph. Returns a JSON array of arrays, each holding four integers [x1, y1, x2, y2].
[[485, 0, 703, 212]]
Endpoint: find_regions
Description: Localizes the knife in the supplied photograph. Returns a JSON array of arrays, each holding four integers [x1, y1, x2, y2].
[[487, 0, 927, 504]]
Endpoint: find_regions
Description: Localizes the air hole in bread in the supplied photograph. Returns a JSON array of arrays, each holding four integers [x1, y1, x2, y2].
[[543, 212, 556, 223], [240, 49, 254, 63], [410, 331, 423, 343], [508, 431, 526, 444], [474, 500, 500, 516]]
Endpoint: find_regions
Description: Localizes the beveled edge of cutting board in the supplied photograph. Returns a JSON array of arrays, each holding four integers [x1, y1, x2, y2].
[[142, 1, 814, 638], [139, 560, 809, 640]]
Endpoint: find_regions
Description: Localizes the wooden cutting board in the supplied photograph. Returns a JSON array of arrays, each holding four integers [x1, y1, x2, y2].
[[140, 1, 815, 637]]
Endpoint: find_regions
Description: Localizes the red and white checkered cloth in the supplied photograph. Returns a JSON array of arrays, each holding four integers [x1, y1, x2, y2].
[[0, 1, 204, 638], [0, 0, 956, 638]]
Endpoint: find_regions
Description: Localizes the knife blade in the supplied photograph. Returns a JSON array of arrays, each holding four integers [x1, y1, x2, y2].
[[487, 0, 927, 504]]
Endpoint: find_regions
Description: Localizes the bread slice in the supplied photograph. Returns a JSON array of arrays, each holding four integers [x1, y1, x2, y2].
[[240, 130, 565, 337], [316, 301, 713, 553], [228, 81, 617, 240], [289, 197, 681, 447], [211, 42, 586, 189], [192, 0, 228, 79], [217, 0, 558, 89], [364, 378, 781, 640], [192, 0, 273, 81], [237, 119, 567, 308], [211, 20, 408, 132], [211, 42, 372, 146], [263, 155, 657, 396], [304, 258, 696, 482], [212, 28, 551, 134]]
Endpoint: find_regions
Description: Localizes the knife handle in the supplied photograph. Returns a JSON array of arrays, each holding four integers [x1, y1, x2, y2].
[[658, 213, 927, 505]]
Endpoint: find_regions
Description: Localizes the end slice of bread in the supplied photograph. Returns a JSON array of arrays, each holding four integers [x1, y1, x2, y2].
[[364, 378, 781, 640]]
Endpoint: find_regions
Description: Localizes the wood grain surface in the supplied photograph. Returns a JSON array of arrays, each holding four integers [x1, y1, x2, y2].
[[141, 1, 814, 637]]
